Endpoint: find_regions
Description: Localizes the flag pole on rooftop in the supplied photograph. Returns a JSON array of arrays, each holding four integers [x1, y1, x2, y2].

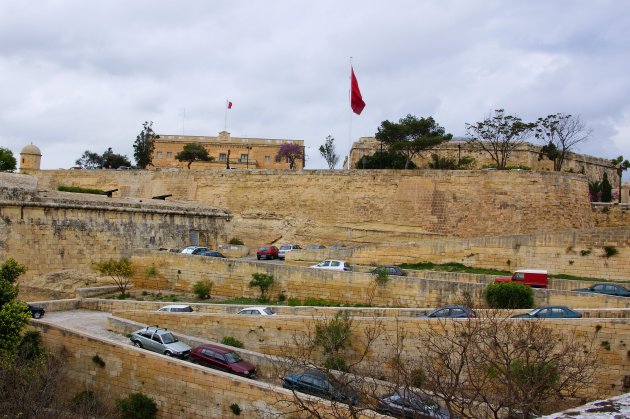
[[224, 99, 232, 131]]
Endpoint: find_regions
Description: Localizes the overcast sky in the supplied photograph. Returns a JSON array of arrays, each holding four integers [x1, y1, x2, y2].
[[1, 1, 629, 170]]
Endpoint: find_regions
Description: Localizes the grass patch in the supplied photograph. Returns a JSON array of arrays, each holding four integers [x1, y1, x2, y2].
[[549, 273, 616, 282], [58, 185, 104, 194], [399, 262, 511, 276]]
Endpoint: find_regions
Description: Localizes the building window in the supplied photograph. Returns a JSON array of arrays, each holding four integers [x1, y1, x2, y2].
[[166, 152, 173, 159], [275, 155, 281, 163], [157, 151, 163, 159], [219, 153, 227, 161], [264, 155, 270, 163], [240, 154, 248, 162]]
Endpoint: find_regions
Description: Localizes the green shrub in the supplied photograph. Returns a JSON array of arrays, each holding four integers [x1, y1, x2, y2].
[[146, 265, 158, 278], [287, 297, 301, 306], [277, 291, 286, 302], [372, 267, 390, 286], [603, 246, 618, 258], [228, 238, 244, 245], [249, 273, 275, 301], [71, 391, 99, 413], [116, 393, 157, 419], [323, 355, 348, 372], [230, 403, 241, 415], [192, 280, 214, 299], [221, 336, 244, 348], [484, 282, 534, 309], [315, 311, 352, 354]]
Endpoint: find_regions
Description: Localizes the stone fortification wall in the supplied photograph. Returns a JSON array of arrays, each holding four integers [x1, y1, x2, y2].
[[112, 310, 630, 397], [130, 251, 630, 309], [34, 169, 595, 246], [350, 138, 616, 184], [310, 227, 630, 281], [0, 188, 230, 281], [31, 321, 349, 418]]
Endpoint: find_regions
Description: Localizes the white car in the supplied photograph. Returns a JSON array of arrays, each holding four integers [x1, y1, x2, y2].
[[310, 260, 352, 271], [158, 304, 194, 313], [278, 244, 301, 260], [180, 246, 209, 255], [237, 307, 276, 316]]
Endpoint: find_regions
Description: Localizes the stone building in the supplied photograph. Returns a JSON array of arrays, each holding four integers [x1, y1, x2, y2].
[[151, 131, 304, 170], [19, 143, 41, 173]]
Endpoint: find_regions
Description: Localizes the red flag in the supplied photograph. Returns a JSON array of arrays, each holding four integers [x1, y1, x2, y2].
[[350, 67, 365, 115], [227, 101, 233, 109]]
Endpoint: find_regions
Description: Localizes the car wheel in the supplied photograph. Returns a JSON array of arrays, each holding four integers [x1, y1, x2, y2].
[[257, 255, 261, 260], [133, 341, 143, 348], [164, 351, 173, 357], [32, 311, 42, 319]]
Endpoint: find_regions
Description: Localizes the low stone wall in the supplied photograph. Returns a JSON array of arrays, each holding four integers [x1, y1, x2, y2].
[[129, 251, 630, 309], [31, 320, 358, 418], [111, 310, 630, 397]]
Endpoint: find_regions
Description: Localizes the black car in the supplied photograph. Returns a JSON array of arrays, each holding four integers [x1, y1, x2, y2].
[[419, 305, 476, 319], [512, 305, 582, 319], [371, 266, 407, 276], [27, 304, 45, 319], [573, 283, 630, 297], [377, 389, 456, 418], [282, 370, 358, 405], [200, 250, 226, 258]]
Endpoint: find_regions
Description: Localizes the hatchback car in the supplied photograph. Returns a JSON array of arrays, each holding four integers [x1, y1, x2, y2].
[[130, 326, 191, 358], [371, 266, 407, 276], [158, 304, 194, 313], [419, 305, 476, 319], [512, 305, 582, 319], [278, 244, 302, 260], [573, 283, 630, 297], [283, 369, 358, 405], [27, 304, 45, 319], [190, 344, 257, 378], [200, 250, 226, 258], [377, 388, 455, 418], [237, 306, 276, 316], [256, 246, 279, 260], [180, 246, 210, 255], [310, 260, 352, 271]]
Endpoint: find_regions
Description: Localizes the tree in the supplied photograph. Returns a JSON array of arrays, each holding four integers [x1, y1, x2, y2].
[[375, 115, 453, 169], [75, 150, 104, 169], [95, 258, 134, 296], [0, 258, 30, 356], [611, 156, 630, 204], [133, 121, 159, 169], [319, 135, 339, 169], [276, 143, 304, 169], [0, 147, 17, 171], [356, 150, 417, 170], [535, 114, 591, 171], [466, 109, 536, 170], [601, 172, 613, 203], [0, 258, 27, 308], [428, 154, 475, 170], [588, 179, 602, 202], [175, 143, 214, 169], [248, 273, 275, 301], [101, 147, 132, 169]]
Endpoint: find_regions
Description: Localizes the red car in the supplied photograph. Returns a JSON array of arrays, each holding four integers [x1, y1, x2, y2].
[[190, 344, 257, 378], [256, 245, 279, 260]]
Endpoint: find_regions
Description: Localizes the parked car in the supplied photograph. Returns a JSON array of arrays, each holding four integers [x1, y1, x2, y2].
[[377, 388, 456, 418], [190, 344, 257, 378], [200, 250, 226, 258], [278, 244, 302, 260], [419, 305, 476, 319], [371, 266, 407, 276], [305, 244, 326, 250], [573, 283, 630, 297], [129, 326, 191, 358], [256, 246, 279, 260], [283, 369, 358, 405], [237, 306, 276, 316], [158, 304, 194, 313], [27, 304, 45, 319], [310, 260, 352, 271], [512, 305, 582, 319], [180, 246, 210, 255], [494, 269, 548, 288]]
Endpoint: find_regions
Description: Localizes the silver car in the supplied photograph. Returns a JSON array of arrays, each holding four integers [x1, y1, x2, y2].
[[130, 326, 191, 358]]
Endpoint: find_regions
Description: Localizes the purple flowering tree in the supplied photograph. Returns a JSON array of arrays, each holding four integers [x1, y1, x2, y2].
[[276, 143, 304, 169]]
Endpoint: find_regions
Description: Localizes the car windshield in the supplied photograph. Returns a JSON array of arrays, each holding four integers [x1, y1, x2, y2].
[[259, 247, 268, 251], [528, 308, 542, 316], [279, 245, 291, 250], [225, 351, 242, 363], [263, 308, 274, 315], [160, 332, 176, 344]]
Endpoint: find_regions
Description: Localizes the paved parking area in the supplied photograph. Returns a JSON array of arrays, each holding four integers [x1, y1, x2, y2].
[[41, 310, 131, 345]]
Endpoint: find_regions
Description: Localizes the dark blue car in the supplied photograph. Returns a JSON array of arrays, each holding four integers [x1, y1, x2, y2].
[[573, 283, 630, 297], [283, 370, 358, 405], [512, 305, 582, 319]]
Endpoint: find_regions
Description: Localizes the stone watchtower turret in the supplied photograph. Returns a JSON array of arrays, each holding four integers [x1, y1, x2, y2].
[[19, 143, 42, 172]]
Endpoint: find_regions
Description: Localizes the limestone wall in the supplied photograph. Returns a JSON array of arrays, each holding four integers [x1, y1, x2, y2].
[[111, 310, 630, 397], [130, 251, 630, 309], [0, 189, 230, 281], [33, 169, 595, 246], [31, 321, 351, 418]]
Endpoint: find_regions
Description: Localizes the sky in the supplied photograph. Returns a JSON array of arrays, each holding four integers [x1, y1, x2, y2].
[[1, 0, 629, 170]]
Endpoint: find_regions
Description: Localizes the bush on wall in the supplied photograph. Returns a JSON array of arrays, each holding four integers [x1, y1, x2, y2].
[[484, 282, 533, 309]]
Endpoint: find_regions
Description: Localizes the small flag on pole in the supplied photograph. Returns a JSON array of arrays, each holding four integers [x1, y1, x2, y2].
[[350, 67, 365, 115], [227, 101, 233, 109]]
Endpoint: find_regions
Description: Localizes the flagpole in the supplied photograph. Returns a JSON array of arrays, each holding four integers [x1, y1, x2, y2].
[[347, 57, 353, 170], [224, 99, 228, 131]]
